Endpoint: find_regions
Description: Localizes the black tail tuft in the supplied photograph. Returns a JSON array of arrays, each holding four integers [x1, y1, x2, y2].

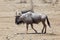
[[46, 16, 51, 28]]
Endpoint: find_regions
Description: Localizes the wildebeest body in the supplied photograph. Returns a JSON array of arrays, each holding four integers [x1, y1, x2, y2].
[[20, 12, 47, 24], [15, 11, 51, 34]]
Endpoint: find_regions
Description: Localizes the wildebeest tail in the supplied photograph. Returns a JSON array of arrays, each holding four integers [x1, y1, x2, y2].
[[46, 16, 51, 28]]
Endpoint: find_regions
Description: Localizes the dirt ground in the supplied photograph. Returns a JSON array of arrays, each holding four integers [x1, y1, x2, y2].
[[0, 0, 60, 40], [0, 10, 60, 40]]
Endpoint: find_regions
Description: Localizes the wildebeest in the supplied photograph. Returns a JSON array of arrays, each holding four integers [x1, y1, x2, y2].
[[15, 11, 51, 34]]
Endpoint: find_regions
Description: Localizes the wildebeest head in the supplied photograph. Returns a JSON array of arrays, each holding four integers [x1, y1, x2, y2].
[[15, 12, 23, 25]]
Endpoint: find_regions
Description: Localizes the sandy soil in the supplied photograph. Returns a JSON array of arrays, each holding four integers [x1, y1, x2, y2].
[[0, 0, 60, 40]]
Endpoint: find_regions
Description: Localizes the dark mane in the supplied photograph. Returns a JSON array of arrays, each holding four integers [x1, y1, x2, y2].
[[21, 10, 33, 14]]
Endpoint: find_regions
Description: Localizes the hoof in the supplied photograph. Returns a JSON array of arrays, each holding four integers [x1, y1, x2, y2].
[[41, 31, 43, 34], [43, 32, 46, 34], [41, 32, 46, 34], [35, 31, 38, 33]]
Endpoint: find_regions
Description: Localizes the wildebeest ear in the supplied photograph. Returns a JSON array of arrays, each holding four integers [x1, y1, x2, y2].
[[19, 13, 20, 15], [16, 12, 17, 16]]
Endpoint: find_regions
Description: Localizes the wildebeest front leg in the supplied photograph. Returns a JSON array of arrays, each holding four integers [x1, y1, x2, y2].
[[31, 24, 38, 33], [42, 26, 45, 33], [44, 25, 47, 34], [26, 24, 29, 33]]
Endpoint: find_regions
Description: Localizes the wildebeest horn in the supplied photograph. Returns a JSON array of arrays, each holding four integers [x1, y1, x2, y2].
[[18, 12, 22, 16]]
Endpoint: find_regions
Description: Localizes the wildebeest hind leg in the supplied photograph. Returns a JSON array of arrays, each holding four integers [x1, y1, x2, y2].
[[44, 24, 47, 34], [42, 20, 47, 34], [42, 26, 45, 33], [31, 24, 38, 33]]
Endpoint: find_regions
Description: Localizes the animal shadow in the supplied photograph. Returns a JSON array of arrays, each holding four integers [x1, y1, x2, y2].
[[16, 32, 57, 35]]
